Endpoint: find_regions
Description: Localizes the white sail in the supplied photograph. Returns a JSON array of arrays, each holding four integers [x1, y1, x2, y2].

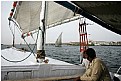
[[55, 33, 62, 47], [13, 1, 79, 34], [13, 1, 42, 33]]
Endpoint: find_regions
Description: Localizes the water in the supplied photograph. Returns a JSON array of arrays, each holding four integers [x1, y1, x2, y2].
[[1, 44, 121, 73]]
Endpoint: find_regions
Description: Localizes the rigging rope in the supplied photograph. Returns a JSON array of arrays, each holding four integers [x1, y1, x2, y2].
[[22, 28, 40, 57], [79, 18, 89, 63], [1, 52, 32, 63], [2, 19, 40, 63], [1, 27, 40, 63]]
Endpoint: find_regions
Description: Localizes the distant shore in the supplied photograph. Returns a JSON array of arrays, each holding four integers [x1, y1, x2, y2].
[[1, 43, 121, 47]]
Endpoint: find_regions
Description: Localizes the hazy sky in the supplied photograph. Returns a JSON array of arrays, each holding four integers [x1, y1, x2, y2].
[[1, 1, 121, 45]]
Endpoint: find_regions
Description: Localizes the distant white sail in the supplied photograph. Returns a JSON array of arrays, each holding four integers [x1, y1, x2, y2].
[[13, 1, 79, 34], [55, 33, 62, 47]]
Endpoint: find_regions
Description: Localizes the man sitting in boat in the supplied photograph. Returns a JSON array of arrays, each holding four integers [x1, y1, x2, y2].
[[75, 48, 111, 81]]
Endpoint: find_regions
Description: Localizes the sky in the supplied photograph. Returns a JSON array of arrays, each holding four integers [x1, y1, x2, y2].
[[1, 1, 121, 45]]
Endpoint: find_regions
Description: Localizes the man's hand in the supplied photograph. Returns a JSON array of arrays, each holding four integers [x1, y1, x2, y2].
[[74, 76, 81, 81]]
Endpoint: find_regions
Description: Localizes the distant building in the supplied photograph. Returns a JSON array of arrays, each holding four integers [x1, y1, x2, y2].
[[89, 40, 121, 46], [68, 42, 79, 46]]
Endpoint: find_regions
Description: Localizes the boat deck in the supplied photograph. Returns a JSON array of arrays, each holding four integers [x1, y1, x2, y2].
[[1, 47, 74, 66], [1, 48, 85, 81]]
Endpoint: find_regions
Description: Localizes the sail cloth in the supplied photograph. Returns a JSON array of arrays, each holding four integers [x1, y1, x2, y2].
[[13, 1, 79, 34], [13, 1, 42, 33], [55, 33, 62, 47]]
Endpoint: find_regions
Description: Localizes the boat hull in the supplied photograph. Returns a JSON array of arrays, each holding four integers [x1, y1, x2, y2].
[[2, 64, 85, 81]]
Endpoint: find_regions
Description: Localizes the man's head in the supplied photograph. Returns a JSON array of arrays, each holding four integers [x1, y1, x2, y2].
[[83, 50, 88, 59], [85, 48, 96, 62]]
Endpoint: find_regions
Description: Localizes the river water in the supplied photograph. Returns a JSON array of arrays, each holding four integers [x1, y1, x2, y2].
[[1, 44, 121, 73]]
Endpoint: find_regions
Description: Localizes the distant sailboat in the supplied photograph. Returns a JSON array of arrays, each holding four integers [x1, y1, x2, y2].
[[55, 32, 62, 47]]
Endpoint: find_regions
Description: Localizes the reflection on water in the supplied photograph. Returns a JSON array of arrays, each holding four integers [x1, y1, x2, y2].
[[1, 44, 121, 73]]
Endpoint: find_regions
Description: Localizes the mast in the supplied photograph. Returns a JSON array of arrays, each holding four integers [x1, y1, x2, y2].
[[79, 18, 89, 64], [13, 23, 15, 47], [8, 1, 17, 47], [36, 1, 46, 63]]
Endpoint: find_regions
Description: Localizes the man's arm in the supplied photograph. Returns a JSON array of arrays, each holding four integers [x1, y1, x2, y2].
[[80, 60, 102, 81]]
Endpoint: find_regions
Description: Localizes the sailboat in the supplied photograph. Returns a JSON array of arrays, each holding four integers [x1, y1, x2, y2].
[[1, 1, 121, 81], [55, 32, 62, 47], [1, 1, 85, 81]]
